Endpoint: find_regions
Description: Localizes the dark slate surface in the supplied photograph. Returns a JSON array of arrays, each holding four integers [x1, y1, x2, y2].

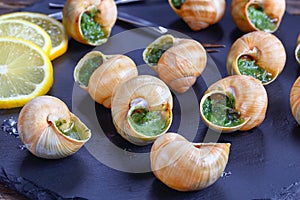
[[1, 0, 300, 199]]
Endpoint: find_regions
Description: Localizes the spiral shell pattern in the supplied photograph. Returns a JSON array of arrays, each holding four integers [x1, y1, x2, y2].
[[231, 0, 285, 33], [227, 31, 286, 85], [74, 51, 138, 108], [150, 133, 230, 191], [290, 77, 300, 125], [143, 34, 207, 93], [111, 75, 173, 145], [18, 96, 91, 159], [63, 0, 117, 45], [169, 0, 226, 31], [200, 75, 268, 132]]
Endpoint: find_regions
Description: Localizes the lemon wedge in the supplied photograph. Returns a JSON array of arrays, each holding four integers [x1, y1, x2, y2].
[[0, 12, 68, 60], [0, 37, 53, 109], [0, 19, 52, 56]]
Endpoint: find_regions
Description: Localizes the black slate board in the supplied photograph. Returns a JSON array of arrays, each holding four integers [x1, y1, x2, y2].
[[1, 0, 300, 199]]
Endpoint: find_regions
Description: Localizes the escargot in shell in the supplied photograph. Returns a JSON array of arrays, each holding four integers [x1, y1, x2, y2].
[[231, 0, 285, 33], [150, 132, 230, 191], [18, 95, 91, 159], [199, 75, 268, 133], [62, 0, 117, 46], [168, 0, 226, 31], [227, 31, 286, 85], [74, 51, 138, 108], [143, 34, 207, 93], [290, 77, 300, 125], [111, 75, 173, 146]]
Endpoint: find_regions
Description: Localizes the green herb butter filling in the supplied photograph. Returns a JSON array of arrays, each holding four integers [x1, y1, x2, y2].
[[171, 0, 186, 9], [202, 93, 244, 127], [128, 108, 169, 137], [78, 55, 103, 87], [297, 49, 300, 60], [80, 9, 107, 43], [247, 6, 277, 31], [145, 41, 173, 65], [238, 56, 272, 84], [55, 119, 83, 140]]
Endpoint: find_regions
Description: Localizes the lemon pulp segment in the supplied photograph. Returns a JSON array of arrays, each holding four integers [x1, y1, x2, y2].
[[0, 12, 68, 60], [0, 19, 52, 55], [0, 37, 53, 108]]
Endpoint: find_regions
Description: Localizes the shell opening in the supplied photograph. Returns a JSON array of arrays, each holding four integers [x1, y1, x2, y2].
[[130, 98, 149, 110], [201, 92, 245, 128], [54, 117, 90, 141], [171, 0, 186, 9], [128, 98, 171, 137], [247, 4, 277, 32], [237, 55, 273, 84], [144, 36, 174, 66], [296, 46, 300, 62], [80, 6, 108, 44], [75, 53, 104, 87]]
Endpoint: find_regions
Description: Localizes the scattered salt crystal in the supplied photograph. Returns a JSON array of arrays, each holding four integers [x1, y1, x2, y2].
[[1, 117, 19, 137], [18, 144, 27, 150], [221, 171, 232, 178]]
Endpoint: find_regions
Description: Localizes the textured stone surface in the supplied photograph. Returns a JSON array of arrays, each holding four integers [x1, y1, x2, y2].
[[0, 2, 40, 199], [0, 183, 27, 200]]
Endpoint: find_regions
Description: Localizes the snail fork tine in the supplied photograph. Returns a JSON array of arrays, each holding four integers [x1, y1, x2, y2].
[[202, 43, 226, 53], [286, 0, 300, 15]]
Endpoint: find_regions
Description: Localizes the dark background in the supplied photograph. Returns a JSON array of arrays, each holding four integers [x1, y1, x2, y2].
[[1, 0, 300, 199]]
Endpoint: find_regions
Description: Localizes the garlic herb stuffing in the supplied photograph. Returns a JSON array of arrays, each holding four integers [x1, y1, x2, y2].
[[171, 0, 186, 9], [200, 75, 268, 133], [55, 119, 82, 140], [80, 8, 107, 44], [63, 0, 117, 45], [145, 41, 173, 65], [247, 6, 277, 32], [297, 49, 300, 61], [202, 93, 245, 128], [111, 75, 173, 146], [128, 99, 170, 137], [237, 56, 272, 84]]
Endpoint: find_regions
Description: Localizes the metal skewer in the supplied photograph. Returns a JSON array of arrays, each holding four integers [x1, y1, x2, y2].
[[48, 2, 64, 8], [48, 1, 225, 51], [49, 0, 144, 8]]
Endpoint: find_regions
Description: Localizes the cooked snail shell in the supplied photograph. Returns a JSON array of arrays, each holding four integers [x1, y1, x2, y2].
[[150, 132, 230, 191], [295, 34, 300, 65], [231, 0, 285, 33], [74, 51, 138, 108], [199, 75, 268, 133], [17, 95, 91, 159], [290, 77, 300, 125], [227, 31, 286, 85], [111, 75, 173, 146], [168, 0, 226, 31], [62, 0, 117, 46], [143, 34, 207, 93]]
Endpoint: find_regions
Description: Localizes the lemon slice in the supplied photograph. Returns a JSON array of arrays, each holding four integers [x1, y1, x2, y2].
[[0, 19, 52, 56], [0, 12, 68, 60], [0, 37, 53, 109]]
